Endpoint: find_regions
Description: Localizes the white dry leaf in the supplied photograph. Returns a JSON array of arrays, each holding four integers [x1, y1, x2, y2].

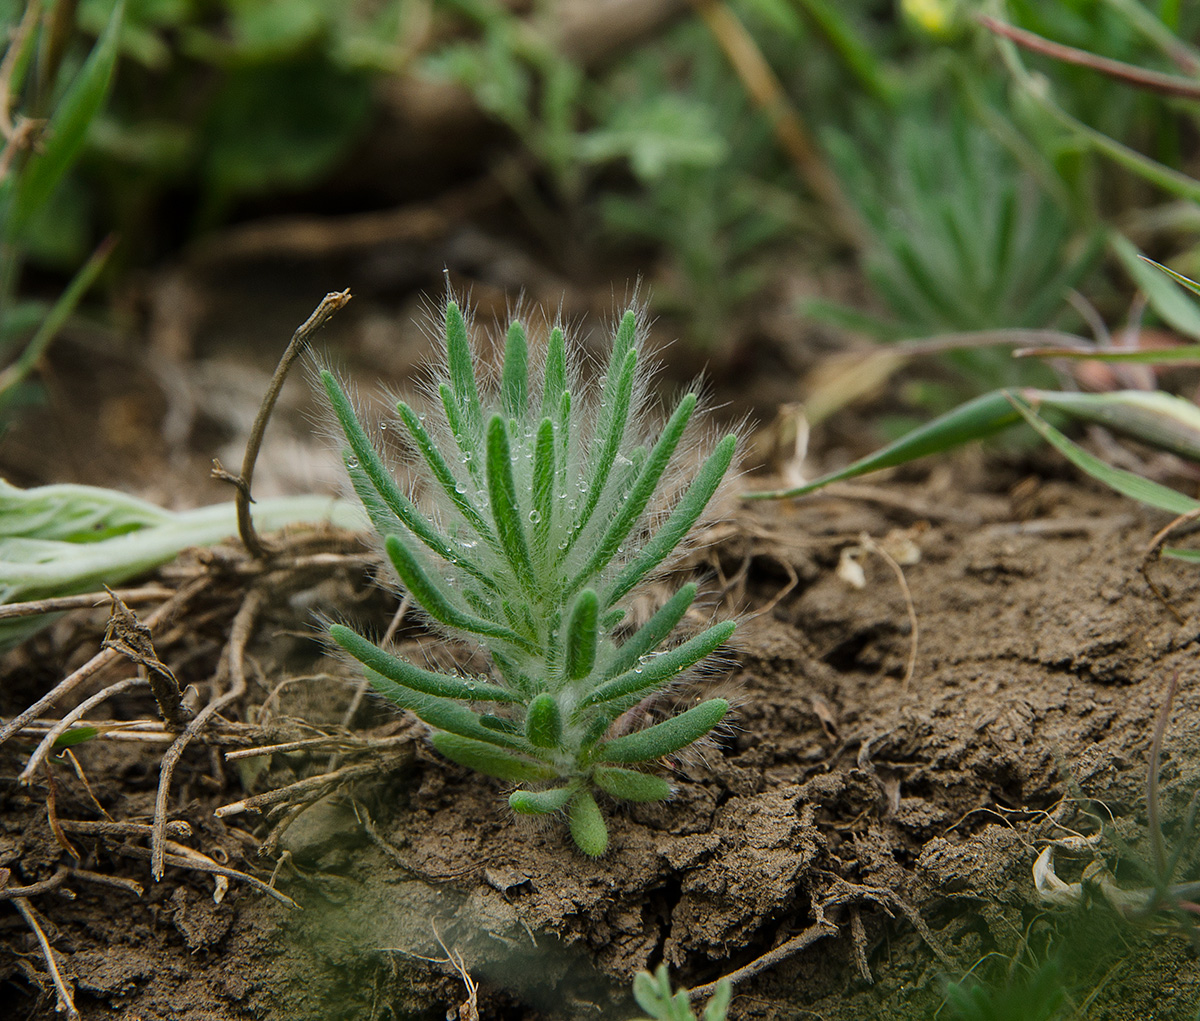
[[836, 546, 867, 589]]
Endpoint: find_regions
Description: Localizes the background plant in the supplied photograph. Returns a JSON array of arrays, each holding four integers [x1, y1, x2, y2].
[[0, 0, 122, 422], [323, 300, 737, 856], [629, 965, 731, 1021]]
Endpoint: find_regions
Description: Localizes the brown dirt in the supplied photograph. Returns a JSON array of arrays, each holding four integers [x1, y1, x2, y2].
[[3, 453, 1200, 1021]]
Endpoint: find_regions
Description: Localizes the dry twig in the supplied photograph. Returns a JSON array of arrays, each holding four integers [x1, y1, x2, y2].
[[150, 585, 266, 879], [12, 897, 79, 1020], [212, 290, 351, 558]]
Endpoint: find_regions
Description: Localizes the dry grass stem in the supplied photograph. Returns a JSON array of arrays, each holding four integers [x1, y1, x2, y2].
[[150, 586, 266, 878], [12, 896, 79, 1019]]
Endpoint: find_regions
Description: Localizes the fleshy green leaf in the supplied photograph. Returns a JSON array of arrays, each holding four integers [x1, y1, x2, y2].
[[593, 766, 671, 802], [330, 624, 521, 703], [384, 535, 534, 651], [524, 693, 563, 748], [486, 415, 537, 592], [603, 584, 697, 680], [541, 326, 567, 416], [565, 589, 599, 681], [432, 732, 556, 782], [605, 432, 736, 605], [509, 785, 574, 814], [578, 621, 735, 713], [568, 790, 608, 856], [501, 319, 529, 417], [596, 698, 729, 764]]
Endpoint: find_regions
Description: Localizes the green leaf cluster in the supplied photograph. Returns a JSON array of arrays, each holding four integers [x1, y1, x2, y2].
[[324, 301, 737, 856]]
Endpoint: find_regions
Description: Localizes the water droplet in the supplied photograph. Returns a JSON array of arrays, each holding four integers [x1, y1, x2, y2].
[[463, 451, 473, 462], [558, 541, 569, 551], [466, 680, 476, 691], [529, 510, 541, 524], [455, 434, 464, 445], [379, 421, 387, 430], [347, 457, 359, 469], [418, 413, 426, 422], [634, 666, 643, 675]]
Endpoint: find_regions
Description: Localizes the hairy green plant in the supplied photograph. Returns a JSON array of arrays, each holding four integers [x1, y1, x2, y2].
[[322, 301, 737, 856], [630, 965, 731, 1021]]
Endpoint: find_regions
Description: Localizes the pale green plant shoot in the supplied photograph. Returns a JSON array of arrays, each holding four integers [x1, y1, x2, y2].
[[323, 301, 737, 856]]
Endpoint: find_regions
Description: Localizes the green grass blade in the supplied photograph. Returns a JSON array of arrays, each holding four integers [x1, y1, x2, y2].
[[501, 319, 529, 417], [330, 624, 521, 703], [606, 434, 736, 606], [7, 1, 124, 243], [431, 732, 556, 782], [595, 698, 729, 764], [1140, 254, 1200, 300], [569, 393, 696, 591], [485, 415, 537, 593], [603, 583, 697, 680], [747, 390, 1022, 500], [1034, 390, 1200, 462], [1112, 234, 1200, 341], [0, 236, 114, 401], [565, 589, 599, 681], [1011, 398, 1200, 515], [576, 620, 735, 713], [541, 326, 567, 416], [384, 535, 535, 652]]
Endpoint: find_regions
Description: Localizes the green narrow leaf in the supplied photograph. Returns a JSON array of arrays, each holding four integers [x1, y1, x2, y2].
[[565, 588, 599, 680], [8, 1, 125, 242], [432, 732, 557, 782], [445, 302, 483, 439], [524, 693, 563, 748], [603, 583, 697, 680], [596, 698, 729, 764], [606, 434, 736, 607], [438, 382, 484, 485], [532, 417, 555, 560], [1011, 399, 1200, 515], [501, 319, 529, 417], [329, 624, 521, 703], [1112, 233, 1200, 341], [570, 393, 696, 590], [746, 391, 1022, 500], [593, 766, 671, 802], [556, 389, 572, 497], [578, 620, 735, 712], [486, 415, 537, 593], [541, 326, 567, 416], [510, 786, 574, 814], [1034, 389, 1200, 462], [53, 726, 98, 749], [365, 673, 528, 749], [568, 790, 608, 857], [570, 348, 637, 545], [396, 401, 496, 542], [1141, 254, 1200, 300], [384, 535, 535, 652], [0, 236, 115, 401], [322, 372, 484, 577]]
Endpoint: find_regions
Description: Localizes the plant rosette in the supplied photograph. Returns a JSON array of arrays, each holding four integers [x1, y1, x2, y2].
[[323, 300, 737, 855]]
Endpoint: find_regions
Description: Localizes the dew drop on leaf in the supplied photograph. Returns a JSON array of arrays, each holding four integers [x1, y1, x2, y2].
[[529, 510, 541, 523]]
